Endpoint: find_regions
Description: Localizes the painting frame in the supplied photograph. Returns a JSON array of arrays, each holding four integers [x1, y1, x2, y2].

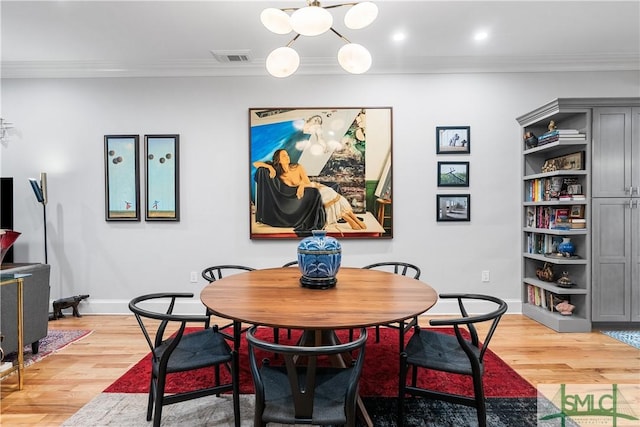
[[436, 194, 471, 222], [104, 134, 140, 221], [436, 126, 470, 154], [437, 161, 469, 187], [145, 134, 180, 222], [249, 107, 393, 239]]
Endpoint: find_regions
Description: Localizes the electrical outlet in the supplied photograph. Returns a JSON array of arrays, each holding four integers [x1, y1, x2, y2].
[[190, 271, 198, 283], [481, 270, 490, 282]]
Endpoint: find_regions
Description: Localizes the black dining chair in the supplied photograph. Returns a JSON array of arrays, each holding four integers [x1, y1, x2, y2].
[[362, 261, 422, 350], [129, 293, 240, 427], [201, 264, 255, 341], [278, 261, 301, 340], [398, 293, 508, 427], [246, 325, 368, 427]]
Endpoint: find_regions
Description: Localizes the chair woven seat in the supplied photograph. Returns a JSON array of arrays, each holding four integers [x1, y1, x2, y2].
[[404, 328, 482, 376], [154, 328, 233, 374]]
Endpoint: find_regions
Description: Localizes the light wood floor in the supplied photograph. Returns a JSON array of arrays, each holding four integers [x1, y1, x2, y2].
[[1, 314, 639, 426]]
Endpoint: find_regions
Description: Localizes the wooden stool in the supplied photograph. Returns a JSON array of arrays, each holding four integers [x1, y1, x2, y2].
[[376, 198, 392, 226]]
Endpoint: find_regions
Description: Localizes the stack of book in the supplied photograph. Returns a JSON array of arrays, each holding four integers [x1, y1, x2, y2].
[[537, 129, 586, 146]]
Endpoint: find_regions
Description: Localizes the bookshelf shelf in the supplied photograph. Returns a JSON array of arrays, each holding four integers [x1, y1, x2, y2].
[[517, 99, 592, 332]]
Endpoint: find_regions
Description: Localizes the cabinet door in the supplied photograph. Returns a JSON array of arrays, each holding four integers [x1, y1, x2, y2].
[[633, 107, 640, 196], [632, 200, 640, 322], [592, 198, 632, 322], [592, 107, 633, 198]]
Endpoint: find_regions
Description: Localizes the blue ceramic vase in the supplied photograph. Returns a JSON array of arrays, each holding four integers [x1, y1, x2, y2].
[[297, 230, 342, 289], [557, 237, 575, 256]]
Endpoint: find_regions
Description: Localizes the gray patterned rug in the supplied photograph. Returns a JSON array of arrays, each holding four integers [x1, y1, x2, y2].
[[62, 393, 564, 426], [600, 330, 640, 349]]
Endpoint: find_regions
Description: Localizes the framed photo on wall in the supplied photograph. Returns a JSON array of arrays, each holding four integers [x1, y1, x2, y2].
[[437, 161, 469, 187], [104, 135, 140, 221], [436, 126, 470, 154], [145, 134, 180, 221], [249, 107, 393, 239], [436, 194, 471, 222]]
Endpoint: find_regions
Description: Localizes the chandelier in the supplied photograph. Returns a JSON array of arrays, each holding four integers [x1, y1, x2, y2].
[[261, 1, 378, 77]]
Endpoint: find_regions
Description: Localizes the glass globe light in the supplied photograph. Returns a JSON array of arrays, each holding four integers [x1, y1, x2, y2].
[[344, 2, 378, 30], [260, 8, 292, 34], [290, 6, 333, 36], [338, 43, 372, 74], [266, 47, 300, 78]]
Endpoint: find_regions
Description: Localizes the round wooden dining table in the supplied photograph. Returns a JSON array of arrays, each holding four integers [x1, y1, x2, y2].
[[200, 266, 438, 427], [200, 266, 438, 332]]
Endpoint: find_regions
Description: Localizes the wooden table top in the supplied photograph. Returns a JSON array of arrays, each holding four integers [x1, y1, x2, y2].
[[200, 267, 438, 330]]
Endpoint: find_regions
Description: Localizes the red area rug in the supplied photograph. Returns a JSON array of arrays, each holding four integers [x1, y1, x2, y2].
[[106, 327, 535, 398]]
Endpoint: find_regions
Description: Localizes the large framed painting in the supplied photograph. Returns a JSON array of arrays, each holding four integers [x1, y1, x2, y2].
[[249, 107, 393, 239], [145, 134, 180, 221], [104, 135, 140, 221]]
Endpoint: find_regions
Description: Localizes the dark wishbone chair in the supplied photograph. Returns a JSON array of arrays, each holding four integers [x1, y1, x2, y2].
[[129, 293, 240, 427], [398, 293, 508, 427], [361, 261, 422, 352]]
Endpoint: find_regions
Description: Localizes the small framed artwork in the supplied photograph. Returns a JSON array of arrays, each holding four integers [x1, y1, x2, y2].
[[145, 134, 180, 221], [436, 126, 470, 154], [570, 205, 585, 218], [437, 194, 470, 222], [104, 135, 140, 221], [437, 161, 469, 187]]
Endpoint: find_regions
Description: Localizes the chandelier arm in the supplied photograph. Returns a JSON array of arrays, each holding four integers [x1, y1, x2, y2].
[[330, 27, 351, 44], [323, 3, 359, 9], [286, 34, 302, 47]]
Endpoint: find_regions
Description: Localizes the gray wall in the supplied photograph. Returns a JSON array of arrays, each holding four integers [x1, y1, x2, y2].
[[1, 71, 638, 314]]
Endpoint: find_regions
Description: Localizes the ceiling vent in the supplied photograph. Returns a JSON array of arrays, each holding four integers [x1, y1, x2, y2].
[[211, 50, 252, 63]]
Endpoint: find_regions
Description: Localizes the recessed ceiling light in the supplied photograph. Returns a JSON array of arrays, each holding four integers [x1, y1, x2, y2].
[[392, 32, 406, 42], [474, 31, 489, 41]]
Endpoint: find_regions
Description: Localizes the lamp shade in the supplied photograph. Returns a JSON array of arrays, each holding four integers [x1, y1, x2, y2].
[[290, 6, 333, 36], [344, 2, 378, 29], [338, 43, 372, 74], [266, 46, 300, 78], [261, 8, 292, 34]]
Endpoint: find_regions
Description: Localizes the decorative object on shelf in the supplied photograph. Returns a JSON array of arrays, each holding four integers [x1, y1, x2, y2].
[[555, 300, 575, 316], [548, 120, 557, 132], [536, 262, 554, 282], [541, 151, 585, 172], [556, 271, 575, 288], [524, 131, 538, 149], [261, 1, 378, 77], [297, 230, 341, 289], [0, 229, 21, 264], [557, 237, 576, 257]]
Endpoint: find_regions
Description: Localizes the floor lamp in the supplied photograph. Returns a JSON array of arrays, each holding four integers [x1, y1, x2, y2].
[[28, 173, 48, 264]]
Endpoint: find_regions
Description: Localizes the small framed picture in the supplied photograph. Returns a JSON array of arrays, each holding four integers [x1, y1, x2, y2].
[[145, 134, 180, 221], [570, 205, 585, 218], [437, 161, 469, 187], [436, 126, 470, 154], [437, 194, 470, 222], [104, 135, 140, 221]]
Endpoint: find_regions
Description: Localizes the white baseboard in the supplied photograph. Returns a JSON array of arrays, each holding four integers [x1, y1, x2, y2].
[[55, 298, 524, 317]]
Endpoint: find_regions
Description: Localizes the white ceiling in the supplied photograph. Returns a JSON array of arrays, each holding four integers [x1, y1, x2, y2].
[[1, 0, 639, 78]]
